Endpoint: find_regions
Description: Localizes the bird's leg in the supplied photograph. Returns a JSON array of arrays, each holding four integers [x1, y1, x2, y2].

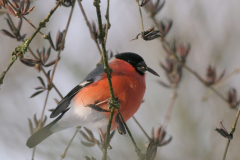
[[95, 98, 110, 106], [85, 98, 110, 112]]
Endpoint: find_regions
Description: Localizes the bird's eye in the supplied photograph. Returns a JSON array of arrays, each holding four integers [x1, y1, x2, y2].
[[127, 59, 132, 63]]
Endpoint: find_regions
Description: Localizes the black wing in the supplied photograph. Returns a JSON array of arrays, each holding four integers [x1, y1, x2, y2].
[[50, 63, 105, 118]]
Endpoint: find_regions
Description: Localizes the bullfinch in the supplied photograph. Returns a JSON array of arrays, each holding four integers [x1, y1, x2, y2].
[[26, 52, 159, 148]]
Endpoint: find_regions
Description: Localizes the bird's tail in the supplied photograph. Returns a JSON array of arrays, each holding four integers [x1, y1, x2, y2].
[[26, 111, 67, 148], [26, 124, 53, 148]]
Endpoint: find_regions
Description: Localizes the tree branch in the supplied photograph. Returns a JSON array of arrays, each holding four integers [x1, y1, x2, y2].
[[0, 0, 63, 86], [77, 0, 101, 55], [60, 127, 80, 160]]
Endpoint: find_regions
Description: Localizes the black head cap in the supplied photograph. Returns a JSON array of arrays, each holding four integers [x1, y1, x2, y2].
[[115, 52, 159, 76]]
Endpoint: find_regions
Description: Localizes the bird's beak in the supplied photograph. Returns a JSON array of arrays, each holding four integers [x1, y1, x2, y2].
[[137, 61, 160, 77], [147, 67, 160, 77]]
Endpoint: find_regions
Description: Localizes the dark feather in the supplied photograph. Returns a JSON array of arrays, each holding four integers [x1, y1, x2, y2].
[[50, 79, 94, 118], [50, 85, 84, 118], [50, 64, 105, 118], [86, 104, 109, 112]]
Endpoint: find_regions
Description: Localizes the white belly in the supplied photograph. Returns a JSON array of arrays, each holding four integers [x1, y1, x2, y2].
[[50, 102, 108, 133]]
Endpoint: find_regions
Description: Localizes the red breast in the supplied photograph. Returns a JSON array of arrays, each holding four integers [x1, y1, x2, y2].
[[73, 58, 146, 130]]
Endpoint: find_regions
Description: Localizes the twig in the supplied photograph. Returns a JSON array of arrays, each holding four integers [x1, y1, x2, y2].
[[93, 1, 121, 159], [0, 61, 14, 85], [31, 146, 36, 160], [202, 68, 240, 101], [27, 45, 63, 99], [0, 0, 63, 86], [36, 90, 50, 130], [223, 140, 230, 160], [5, 0, 45, 37], [132, 116, 151, 141], [60, 127, 80, 160], [117, 109, 143, 159], [104, 0, 110, 43], [49, 0, 76, 83], [37, 0, 76, 128], [222, 104, 240, 160], [77, 0, 101, 55], [173, 54, 229, 104], [149, 15, 230, 106], [162, 88, 177, 130], [136, 0, 144, 32], [96, 142, 111, 160]]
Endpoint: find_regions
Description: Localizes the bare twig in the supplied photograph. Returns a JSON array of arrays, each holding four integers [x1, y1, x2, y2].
[[132, 116, 151, 141], [49, 0, 76, 83], [104, 0, 110, 43], [172, 53, 229, 104], [148, 13, 230, 106], [222, 104, 240, 160], [117, 109, 143, 159], [5, 0, 45, 37], [37, 0, 76, 129], [136, 0, 145, 32], [36, 90, 50, 131], [223, 140, 230, 160], [93, 1, 144, 159], [162, 88, 177, 130], [77, 0, 101, 55], [26, 45, 63, 99], [0, 0, 63, 86], [0, 61, 14, 85], [202, 68, 240, 101], [31, 146, 36, 160], [93, 0, 122, 159], [61, 127, 80, 160]]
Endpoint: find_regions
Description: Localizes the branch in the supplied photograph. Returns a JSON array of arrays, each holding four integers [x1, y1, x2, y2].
[[0, 0, 63, 86], [136, 0, 145, 32], [49, 0, 76, 83], [132, 116, 151, 141], [60, 127, 80, 160], [117, 109, 143, 159], [162, 88, 177, 130], [148, 13, 230, 106], [202, 68, 240, 101], [77, 0, 101, 55], [38, 0, 76, 129], [5, 0, 45, 37], [92, 1, 121, 159], [222, 104, 240, 160]]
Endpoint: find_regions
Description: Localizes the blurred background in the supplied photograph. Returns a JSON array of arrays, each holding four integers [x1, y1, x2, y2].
[[1, 0, 240, 159]]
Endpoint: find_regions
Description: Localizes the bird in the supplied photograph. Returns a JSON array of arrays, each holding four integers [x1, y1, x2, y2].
[[26, 52, 159, 148]]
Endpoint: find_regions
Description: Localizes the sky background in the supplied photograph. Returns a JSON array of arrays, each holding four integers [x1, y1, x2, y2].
[[1, 0, 240, 159]]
